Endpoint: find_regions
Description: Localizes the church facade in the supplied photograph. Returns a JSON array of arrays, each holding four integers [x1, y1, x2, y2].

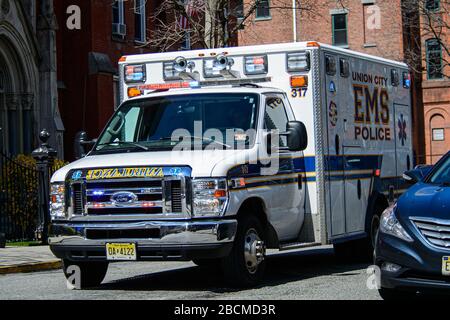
[[0, 0, 63, 157]]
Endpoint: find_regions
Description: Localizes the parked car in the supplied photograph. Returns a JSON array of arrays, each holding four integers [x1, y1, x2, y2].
[[375, 153, 450, 299]]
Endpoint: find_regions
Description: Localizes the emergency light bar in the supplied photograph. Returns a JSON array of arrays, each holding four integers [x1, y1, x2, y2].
[[125, 64, 146, 83], [203, 54, 235, 78], [287, 52, 310, 72], [163, 57, 196, 80], [403, 72, 411, 89], [244, 55, 268, 75]]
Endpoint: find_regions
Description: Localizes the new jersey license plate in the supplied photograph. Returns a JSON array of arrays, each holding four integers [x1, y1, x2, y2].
[[442, 257, 450, 276], [106, 243, 137, 261]]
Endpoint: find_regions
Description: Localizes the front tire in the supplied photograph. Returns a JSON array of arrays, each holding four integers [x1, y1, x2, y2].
[[63, 260, 109, 289], [221, 215, 266, 288]]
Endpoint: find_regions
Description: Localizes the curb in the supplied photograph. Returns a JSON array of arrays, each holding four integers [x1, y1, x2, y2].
[[0, 260, 62, 275]]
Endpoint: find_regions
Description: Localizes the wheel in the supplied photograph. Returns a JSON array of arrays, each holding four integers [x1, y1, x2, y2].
[[221, 214, 267, 288], [62, 260, 109, 289], [379, 288, 418, 300], [192, 258, 221, 268]]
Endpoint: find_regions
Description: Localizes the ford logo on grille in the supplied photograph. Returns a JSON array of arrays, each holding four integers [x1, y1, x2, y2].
[[111, 192, 138, 206]]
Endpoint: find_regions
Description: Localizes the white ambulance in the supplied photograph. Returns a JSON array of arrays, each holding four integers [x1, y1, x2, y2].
[[49, 42, 413, 288]]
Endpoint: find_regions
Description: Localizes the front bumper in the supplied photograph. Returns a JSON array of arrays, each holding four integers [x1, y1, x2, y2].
[[49, 219, 237, 262], [376, 232, 450, 293]]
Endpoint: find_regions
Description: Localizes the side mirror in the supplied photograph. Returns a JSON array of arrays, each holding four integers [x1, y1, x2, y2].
[[403, 165, 432, 184], [286, 121, 308, 152], [74, 131, 97, 160], [403, 170, 420, 184]]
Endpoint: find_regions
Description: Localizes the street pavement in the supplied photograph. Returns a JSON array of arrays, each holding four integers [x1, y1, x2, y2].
[[0, 246, 383, 300]]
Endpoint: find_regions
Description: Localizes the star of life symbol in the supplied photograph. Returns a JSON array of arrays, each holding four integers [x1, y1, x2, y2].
[[398, 114, 407, 146]]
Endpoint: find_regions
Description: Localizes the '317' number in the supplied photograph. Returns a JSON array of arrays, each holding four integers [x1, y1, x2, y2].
[[291, 88, 308, 98]]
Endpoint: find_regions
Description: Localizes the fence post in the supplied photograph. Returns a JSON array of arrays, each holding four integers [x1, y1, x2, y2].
[[32, 129, 57, 244]]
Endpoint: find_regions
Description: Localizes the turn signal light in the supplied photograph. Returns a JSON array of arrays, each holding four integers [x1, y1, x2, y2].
[[128, 87, 143, 98], [214, 190, 227, 198], [307, 41, 320, 47], [291, 76, 308, 88]]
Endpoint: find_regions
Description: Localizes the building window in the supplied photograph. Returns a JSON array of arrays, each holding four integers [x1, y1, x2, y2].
[[134, 0, 146, 43], [425, 0, 440, 12], [112, 0, 126, 37], [426, 38, 443, 79], [236, 0, 244, 18], [332, 14, 348, 46], [256, 0, 270, 19], [433, 128, 445, 141]]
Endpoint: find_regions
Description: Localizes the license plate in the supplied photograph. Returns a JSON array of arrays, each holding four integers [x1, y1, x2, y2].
[[106, 243, 137, 261], [442, 257, 450, 276]]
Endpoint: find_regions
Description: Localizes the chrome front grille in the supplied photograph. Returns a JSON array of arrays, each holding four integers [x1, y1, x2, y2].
[[412, 217, 450, 249], [70, 178, 187, 217], [72, 183, 84, 215], [170, 180, 182, 213]]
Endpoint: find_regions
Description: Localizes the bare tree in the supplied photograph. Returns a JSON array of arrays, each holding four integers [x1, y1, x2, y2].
[[146, 0, 327, 52], [402, 0, 449, 79]]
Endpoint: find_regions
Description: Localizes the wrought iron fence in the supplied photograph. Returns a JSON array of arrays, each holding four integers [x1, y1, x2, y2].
[[0, 152, 39, 241]]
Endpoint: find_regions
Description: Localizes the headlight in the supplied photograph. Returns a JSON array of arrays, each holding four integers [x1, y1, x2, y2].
[[380, 204, 413, 242], [192, 178, 228, 217], [50, 183, 65, 220]]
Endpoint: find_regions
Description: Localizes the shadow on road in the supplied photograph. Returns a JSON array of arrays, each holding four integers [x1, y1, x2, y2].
[[99, 247, 370, 293]]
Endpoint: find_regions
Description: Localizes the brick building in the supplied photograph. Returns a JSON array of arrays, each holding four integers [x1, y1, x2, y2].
[[237, 0, 426, 162], [419, 0, 450, 164], [54, 0, 161, 160]]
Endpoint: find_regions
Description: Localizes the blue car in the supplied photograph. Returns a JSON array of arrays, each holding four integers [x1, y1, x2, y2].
[[376, 152, 450, 299]]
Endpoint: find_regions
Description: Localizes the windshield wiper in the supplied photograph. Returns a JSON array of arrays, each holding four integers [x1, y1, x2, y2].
[[96, 141, 149, 151], [189, 136, 231, 148], [150, 136, 231, 149]]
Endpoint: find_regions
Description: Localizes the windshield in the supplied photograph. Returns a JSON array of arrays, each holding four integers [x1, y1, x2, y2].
[[428, 156, 450, 185], [94, 93, 259, 153]]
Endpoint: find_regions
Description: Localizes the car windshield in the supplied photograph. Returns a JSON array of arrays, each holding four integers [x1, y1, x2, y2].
[[93, 93, 259, 153], [428, 156, 450, 185]]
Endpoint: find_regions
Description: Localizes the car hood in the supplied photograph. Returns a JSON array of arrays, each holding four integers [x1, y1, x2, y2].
[[51, 149, 256, 182], [398, 182, 450, 220]]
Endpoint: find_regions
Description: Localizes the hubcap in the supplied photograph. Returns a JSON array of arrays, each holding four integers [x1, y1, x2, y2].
[[244, 228, 266, 274]]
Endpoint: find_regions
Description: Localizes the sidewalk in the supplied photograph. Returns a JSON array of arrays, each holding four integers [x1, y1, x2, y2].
[[0, 246, 61, 275]]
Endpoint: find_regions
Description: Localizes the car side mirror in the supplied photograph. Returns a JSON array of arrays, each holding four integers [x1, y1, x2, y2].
[[286, 121, 308, 152], [403, 170, 421, 184], [74, 131, 97, 160], [403, 165, 432, 185]]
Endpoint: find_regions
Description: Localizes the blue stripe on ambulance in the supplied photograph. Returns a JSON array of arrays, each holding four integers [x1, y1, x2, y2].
[[228, 154, 407, 196]]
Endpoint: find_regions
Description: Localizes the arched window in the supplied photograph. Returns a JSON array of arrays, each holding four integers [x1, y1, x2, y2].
[[426, 38, 443, 80]]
